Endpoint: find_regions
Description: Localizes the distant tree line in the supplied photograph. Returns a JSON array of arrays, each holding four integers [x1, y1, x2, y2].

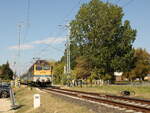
[[0, 62, 14, 80], [53, 0, 150, 85]]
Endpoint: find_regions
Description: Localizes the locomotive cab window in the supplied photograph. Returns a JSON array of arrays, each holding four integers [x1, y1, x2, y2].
[[36, 66, 42, 70], [43, 66, 50, 70]]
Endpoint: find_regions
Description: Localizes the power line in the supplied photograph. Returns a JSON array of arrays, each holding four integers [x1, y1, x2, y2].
[[17, 24, 21, 57], [39, 45, 64, 59], [115, 0, 121, 4], [122, 0, 135, 8], [17, 22, 23, 76], [31, 0, 82, 44], [62, 0, 82, 23], [23, 0, 31, 43], [21, 42, 65, 73], [37, 44, 64, 56], [32, 0, 83, 56], [22, 0, 83, 72], [30, 0, 83, 72], [32, 38, 65, 59], [32, 30, 66, 58], [56, 0, 84, 74]]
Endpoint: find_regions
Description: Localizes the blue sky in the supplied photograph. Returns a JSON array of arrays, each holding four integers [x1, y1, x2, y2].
[[0, 0, 150, 74]]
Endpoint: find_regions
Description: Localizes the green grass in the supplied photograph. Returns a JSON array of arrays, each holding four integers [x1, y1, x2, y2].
[[68, 85, 150, 99], [14, 86, 95, 113], [14, 85, 150, 113], [14, 86, 37, 113]]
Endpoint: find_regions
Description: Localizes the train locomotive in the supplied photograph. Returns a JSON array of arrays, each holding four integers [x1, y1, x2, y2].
[[21, 60, 53, 86]]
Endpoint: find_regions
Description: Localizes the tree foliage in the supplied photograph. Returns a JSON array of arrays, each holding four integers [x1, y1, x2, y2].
[[123, 48, 150, 81], [74, 56, 92, 79], [0, 62, 14, 80], [69, 0, 136, 81], [53, 62, 65, 84]]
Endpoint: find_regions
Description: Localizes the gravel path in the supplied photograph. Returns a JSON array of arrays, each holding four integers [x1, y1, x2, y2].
[[0, 99, 14, 113]]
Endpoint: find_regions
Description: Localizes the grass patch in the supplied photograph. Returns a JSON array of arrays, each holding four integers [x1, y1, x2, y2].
[[68, 85, 150, 99], [14, 86, 95, 113], [14, 86, 37, 113]]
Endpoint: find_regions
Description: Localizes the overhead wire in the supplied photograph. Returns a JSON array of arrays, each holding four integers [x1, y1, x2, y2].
[[112, 0, 134, 7], [23, 0, 30, 43], [37, 0, 135, 61], [19, 0, 30, 75], [34, 41, 65, 58], [32, 28, 66, 59], [62, 0, 82, 22], [122, 0, 135, 8], [115, 0, 121, 4], [22, 0, 85, 72], [38, 44, 65, 59], [32, 0, 83, 59], [23, 0, 136, 74]]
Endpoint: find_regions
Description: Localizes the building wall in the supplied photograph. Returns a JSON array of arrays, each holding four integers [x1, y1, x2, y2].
[[115, 76, 123, 81], [144, 75, 150, 81]]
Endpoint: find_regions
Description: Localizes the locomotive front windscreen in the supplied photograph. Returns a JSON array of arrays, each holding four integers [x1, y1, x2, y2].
[[36, 65, 42, 70], [43, 66, 50, 70]]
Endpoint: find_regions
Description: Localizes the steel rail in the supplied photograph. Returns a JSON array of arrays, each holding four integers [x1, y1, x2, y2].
[[48, 88, 150, 105], [42, 88, 150, 113]]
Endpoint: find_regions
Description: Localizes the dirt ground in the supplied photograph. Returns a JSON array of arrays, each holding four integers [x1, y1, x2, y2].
[[0, 99, 15, 113]]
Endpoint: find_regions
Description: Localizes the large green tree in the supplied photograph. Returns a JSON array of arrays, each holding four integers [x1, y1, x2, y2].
[[70, 0, 136, 81]]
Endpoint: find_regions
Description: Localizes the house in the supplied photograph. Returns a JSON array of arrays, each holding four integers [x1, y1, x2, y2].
[[114, 72, 123, 81]]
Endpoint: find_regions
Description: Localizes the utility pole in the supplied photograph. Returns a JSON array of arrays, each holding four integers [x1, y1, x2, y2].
[[65, 24, 71, 87], [13, 61, 16, 80], [59, 24, 71, 76], [18, 24, 21, 57], [17, 22, 23, 78], [66, 25, 71, 76]]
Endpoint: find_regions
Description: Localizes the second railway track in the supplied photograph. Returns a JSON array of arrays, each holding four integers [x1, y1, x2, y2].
[[41, 87, 150, 113], [54, 88, 150, 105]]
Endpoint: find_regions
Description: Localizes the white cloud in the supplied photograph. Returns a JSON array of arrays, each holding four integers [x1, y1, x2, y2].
[[8, 37, 66, 51], [9, 44, 34, 50], [32, 37, 66, 45]]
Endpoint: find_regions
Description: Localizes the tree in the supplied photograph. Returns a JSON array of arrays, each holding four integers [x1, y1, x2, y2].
[[126, 48, 150, 81], [0, 62, 14, 80], [53, 62, 65, 84], [70, 0, 136, 82], [74, 56, 92, 79]]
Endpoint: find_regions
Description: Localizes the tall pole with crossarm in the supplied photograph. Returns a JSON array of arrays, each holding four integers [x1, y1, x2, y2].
[[66, 25, 71, 76], [59, 24, 71, 77], [65, 24, 71, 87], [17, 22, 23, 77]]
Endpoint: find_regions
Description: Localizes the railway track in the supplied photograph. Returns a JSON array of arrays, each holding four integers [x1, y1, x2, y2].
[[55, 88, 150, 105], [41, 87, 150, 113]]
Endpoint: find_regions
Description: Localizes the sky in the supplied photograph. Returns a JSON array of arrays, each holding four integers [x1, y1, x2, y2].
[[0, 0, 150, 74]]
